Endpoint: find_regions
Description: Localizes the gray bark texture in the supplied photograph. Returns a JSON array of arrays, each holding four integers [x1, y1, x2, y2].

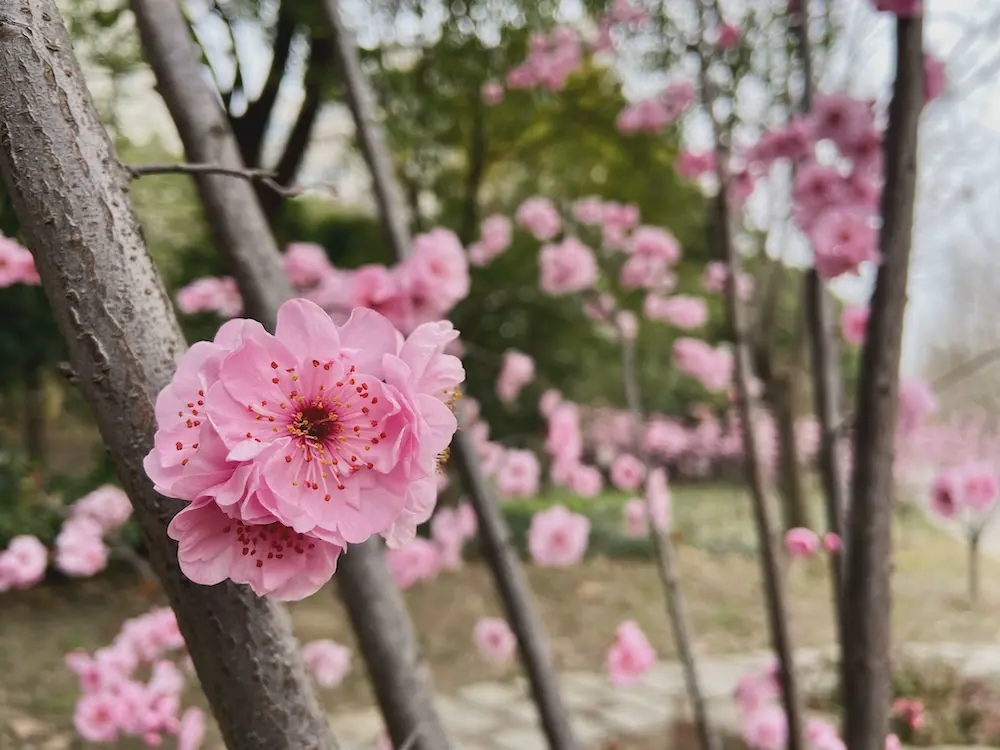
[[319, 5, 580, 748], [841, 15, 924, 750], [128, 2, 451, 749], [0, 3, 336, 749], [691, 3, 806, 747], [129, 0, 292, 330]]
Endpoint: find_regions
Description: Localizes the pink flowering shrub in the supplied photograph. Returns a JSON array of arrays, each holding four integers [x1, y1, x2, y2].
[[144, 298, 463, 600]]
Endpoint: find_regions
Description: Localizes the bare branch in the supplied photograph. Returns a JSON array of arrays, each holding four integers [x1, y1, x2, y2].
[[126, 162, 304, 198]]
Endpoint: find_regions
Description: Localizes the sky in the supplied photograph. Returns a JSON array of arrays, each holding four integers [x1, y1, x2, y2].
[[80, 0, 1000, 387]]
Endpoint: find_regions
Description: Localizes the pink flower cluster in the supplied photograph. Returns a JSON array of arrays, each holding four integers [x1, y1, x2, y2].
[[0, 233, 40, 287], [302, 639, 352, 688], [539, 237, 599, 295], [175, 232, 471, 336], [784, 527, 841, 558], [384, 503, 477, 590], [527, 504, 590, 566], [496, 449, 542, 499], [644, 294, 708, 329], [468, 215, 513, 267], [606, 620, 656, 686], [891, 698, 926, 732], [474, 617, 517, 662], [497, 349, 536, 404], [515, 197, 563, 241], [66, 607, 204, 749], [541, 398, 607, 497], [673, 337, 734, 393], [676, 150, 717, 180], [144, 298, 464, 600], [55, 485, 132, 577], [617, 81, 696, 136], [897, 379, 937, 435], [620, 226, 682, 291], [506, 27, 583, 93], [0, 535, 47, 591], [930, 462, 1000, 521]]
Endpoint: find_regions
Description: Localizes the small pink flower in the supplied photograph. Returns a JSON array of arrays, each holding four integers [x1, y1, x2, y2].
[[573, 197, 605, 225], [54, 518, 109, 578], [527, 505, 590, 566], [809, 207, 880, 280], [497, 449, 541, 499], [516, 197, 562, 240], [823, 532, 842, 553], [606, 620, 656, 686], [302, 639, 352, 688], [70, 485, 132, 533], [924, 54, 946, 105], [840, 305, 869, 346], [784, 527, 820, 558], [473, 617, 517, 662], [676, 150, 716, 180], [480, 81, 505, 106], [0, 233, 40, 287], [886, 734, 902, 750], [610, 453, 646, 492], [930, 468, 961, 519], [898, 380, 937, 434], [743, 706, 788, 750], [177, 708, 206, 750], [282, 242, 333, 289], [567, 463, 604, 497], [175, 276, 243, 318], [960, 462, 999, 514], [715, 22, 742, 50], [539, 237, 599, 295], [74, 692, 124, 743], [610, 0, 649, 24], [385, 538, 441, 590], [0, 535, 47, 590], [497, 349, 535, 403], [623, 498, 648, 538], [645, 294, 708, 329], [616, 311, 639, 341], [539, 389, 562, 418]]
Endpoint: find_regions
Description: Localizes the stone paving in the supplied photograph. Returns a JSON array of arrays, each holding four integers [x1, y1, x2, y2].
[[330, 643, 1000, 750]]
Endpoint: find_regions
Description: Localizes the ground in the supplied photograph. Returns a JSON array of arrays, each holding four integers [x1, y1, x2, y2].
[[1, 485, 998, 748]]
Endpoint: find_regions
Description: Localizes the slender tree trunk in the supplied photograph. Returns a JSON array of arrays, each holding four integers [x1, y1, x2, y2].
[[691, 4, 806, 749], [22, 361, 46, 476], [841, 15, 924, 750], [772, 372, 810, 531], [622, 338, 720, 750], [129, 3, 451, 748], [968, 532, 980, 605], [0, 4, 337, 748], [790, 0, 847, 645], [320, 4, 580, 748]]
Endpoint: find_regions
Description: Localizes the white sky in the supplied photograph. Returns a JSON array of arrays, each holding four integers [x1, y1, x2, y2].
[[82, 0, 1000, 384]]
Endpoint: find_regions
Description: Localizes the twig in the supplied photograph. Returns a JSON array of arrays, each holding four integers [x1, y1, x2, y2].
[[126, 162, 304, 199]]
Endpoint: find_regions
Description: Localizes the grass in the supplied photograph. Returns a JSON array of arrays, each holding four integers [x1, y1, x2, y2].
[[2, 483, 999, 747]]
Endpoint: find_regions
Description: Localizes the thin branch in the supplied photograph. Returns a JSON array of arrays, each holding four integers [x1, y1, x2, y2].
[[126, 162, 303, 199]]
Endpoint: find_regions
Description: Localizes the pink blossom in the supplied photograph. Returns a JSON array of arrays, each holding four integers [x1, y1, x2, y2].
[[734, 672, 777, 714], [74, 692, 124, 742], [611, 0, 649, 24], [402, 227, 471, 320], [282, 243, 333, 289], [715, 23, 743, 50], [807, 720, 845, 750], [385, 538, 441, 590], [302, 640, 352, 688], [516, 197, 562, 240], [749, 119, 814, 168], [480, 81, 505, 106], [628, 226, 681, 263], [497, 349, 535, 403], [701, 261, 754, 298], [620, 254, 677, 291], [473, 617, 517, 662], [623, 498, 648, 538], [809, 94, 876, 153], [808, 207, 880, 280], [70, 485, 132, 533], [506, 27, 582, 92], [610, 453, 646, 491], [539, 237, 599, 295], [930, 469, 960, 519], [497, 449, 541, 498], [616, 311, 639, 341], [606, 620, 656, 686], [823, 532, 842, 553], [892, 698, 926, 731], [0, 535, 47, 590], [886, 734, 902, 750], [0, 233, 40, 287], [431, 504, 475, 568], [527, 505, 590, 566], [469, 215, 512, 268], [573, 197, 605, 225], [175, 276, 243, 318], [729, 170, 756, 211], [644, 419, 688, 459], [539, 389, 562, 418], [617, 97, 675, 136], [840, 305, 869, 346], [898, 380, 937, 433], [959, 462, 999, 513], [871, 0, 922, 17], [645, 294, 708, 329], [676, 150, 716, 180], [924, 54, 945, 105], [673, 338, 733, 393], [743, 706, 788, 750], [546, 403, 583, 464], [567, 463, 604, 497], [584, 292, 616, 321], [784, 527, 820, 558], [177, 708, 206, 750], [54, 518, 109, 577]]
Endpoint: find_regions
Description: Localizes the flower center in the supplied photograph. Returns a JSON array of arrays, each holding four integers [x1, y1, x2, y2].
[[293, 405, 337, 441]]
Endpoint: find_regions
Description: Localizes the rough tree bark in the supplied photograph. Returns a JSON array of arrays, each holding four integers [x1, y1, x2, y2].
[[0, 3, 337, 748], [320, 4, 580, 749], [129, 2, 452, 749], [692, 3, 806, 750], [790, 0, 846, 630], [621, 337, 720, 750], [841, 15, 924, 750]]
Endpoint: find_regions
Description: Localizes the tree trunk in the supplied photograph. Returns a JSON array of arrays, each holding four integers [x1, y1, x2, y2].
[[772, 373, 810, 532], [129, 2, 451, 748], [790, 0, 847, 647], [841, 15, 924, 750], [622, 338, 720, 750], [0, 4, 337, 748], [691, 5, 806, 749], [320, 4, 580, 748]]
